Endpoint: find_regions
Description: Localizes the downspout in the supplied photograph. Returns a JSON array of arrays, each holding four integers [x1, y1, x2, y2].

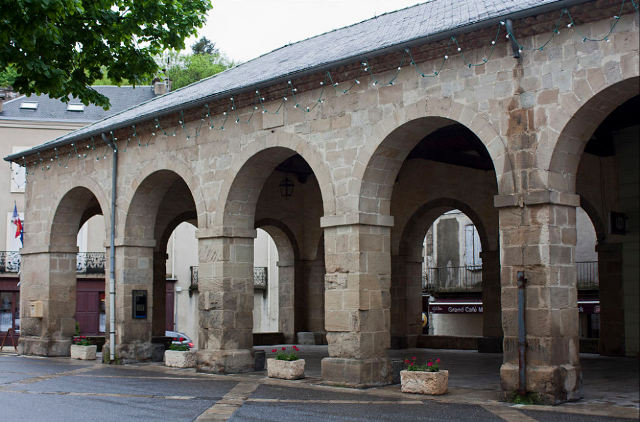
[[102, 132, 117, 362], [517, 270, 527, 396]]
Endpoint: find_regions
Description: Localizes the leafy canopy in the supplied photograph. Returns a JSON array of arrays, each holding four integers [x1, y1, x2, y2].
[[0, 0, 212, 109], [164, 51, 234, 90]]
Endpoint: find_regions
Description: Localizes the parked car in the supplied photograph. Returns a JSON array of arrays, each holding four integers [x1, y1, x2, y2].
[[165, 330, 194, 348]]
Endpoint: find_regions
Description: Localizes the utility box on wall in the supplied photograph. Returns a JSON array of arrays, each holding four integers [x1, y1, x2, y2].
[[30, 301, 43, 318]]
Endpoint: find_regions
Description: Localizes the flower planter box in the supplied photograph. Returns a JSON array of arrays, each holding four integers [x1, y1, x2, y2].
[[164, 350, 196, 368], [400, 370, 448, 395], [70, 344, 97, 360], [267, 358, 305, 380]]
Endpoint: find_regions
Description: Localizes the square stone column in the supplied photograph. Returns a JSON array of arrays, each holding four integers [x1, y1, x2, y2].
[[111, 241, 156, 362], [497, 198, 582, 404], [277, 260, 296, 343], [17, 246, 79, 356], [479, 250, 503, 353], [390, 254, 423, 349], [195, 231, 255, 374], [320, 220, 393, 387], [596, 243, 625, 356]]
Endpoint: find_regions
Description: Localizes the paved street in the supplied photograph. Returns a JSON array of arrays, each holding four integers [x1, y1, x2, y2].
[[1, 347, 638, 422]]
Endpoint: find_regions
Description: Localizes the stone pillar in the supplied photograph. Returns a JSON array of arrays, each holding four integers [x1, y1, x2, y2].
[[321, 219, 392, 387], [497, 196, 582, 405], [277, 259, 295, 344], [112, 240, 155, 362], [196, 231, 255, 374], [479, 250, 503, 353], [18, 246, 79, 356], [596, 243, 625, 356], [390, 254, 422, 349]]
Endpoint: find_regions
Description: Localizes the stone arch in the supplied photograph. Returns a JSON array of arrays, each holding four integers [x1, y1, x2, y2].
[[354, 99, 513, 216], [547, 76, 640, 194], [122, 169, 198, 242], [579, 195, 606, 243], [399, 198, 493, 259], [214, 133, 336, 230], [216, 143, 333, 230], [255, 219, 297, 342], [47, 178, 109, 248], [120, 158, 206, 233]]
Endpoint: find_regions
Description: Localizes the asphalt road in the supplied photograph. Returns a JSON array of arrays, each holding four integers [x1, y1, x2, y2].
[[1, 354, 637, 422]]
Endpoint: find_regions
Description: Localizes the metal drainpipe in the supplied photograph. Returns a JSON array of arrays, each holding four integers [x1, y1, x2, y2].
[[517, 270, 527, 396], [102, 133, 117, 362]]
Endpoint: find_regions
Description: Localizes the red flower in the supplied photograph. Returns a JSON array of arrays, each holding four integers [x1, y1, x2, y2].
[[293, 346, 299, 351], [436, 359, 440, 363], [410, 362, 414, 366], [404, 359, 409, 363], [272, 349, 277, 353], [427, 362, 433, 367], [282, 347, 286, 351], [412, 357, 416, 360]]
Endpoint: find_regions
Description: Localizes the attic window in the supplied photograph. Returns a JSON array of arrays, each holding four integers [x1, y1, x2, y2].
[[20, 102, 38, 110], [67, 104, 85, 112]]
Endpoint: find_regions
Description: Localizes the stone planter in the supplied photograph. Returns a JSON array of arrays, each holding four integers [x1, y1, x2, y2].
[[70, 344, 97, 360], [267, 358, 305, 380], [400, 370, 448, 395], [164, 350, 196, 368]]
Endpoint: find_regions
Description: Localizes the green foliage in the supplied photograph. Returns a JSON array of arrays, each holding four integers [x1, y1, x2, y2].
[[75, 322, 81, 336], [0, 66, 18, 87], [510, 391, 543, 405], [169, 344, 190, 351], [405, 357, 441, 372], [192, 36, 217, 55], [0, 0, 212, 109], [164, 52, 234, 90], [91, 66, 133, 86], [272, 346, 300, 361]]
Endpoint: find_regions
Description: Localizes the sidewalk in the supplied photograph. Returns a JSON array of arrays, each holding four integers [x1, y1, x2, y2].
[[254, 345, 640, 419]]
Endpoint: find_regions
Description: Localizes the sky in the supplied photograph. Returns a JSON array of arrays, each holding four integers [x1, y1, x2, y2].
[[190, 0, 425, 63]]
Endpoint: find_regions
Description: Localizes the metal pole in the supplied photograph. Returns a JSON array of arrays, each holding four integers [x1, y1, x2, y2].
[[102, 133, 117, 362], [517, 270, 526, 396]]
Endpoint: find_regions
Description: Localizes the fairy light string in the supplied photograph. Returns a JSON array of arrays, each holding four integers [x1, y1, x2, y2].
[[10, 1, 639, 187]]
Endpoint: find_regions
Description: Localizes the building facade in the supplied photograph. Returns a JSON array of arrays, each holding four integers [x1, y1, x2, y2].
[[5, 0, 639, 405]]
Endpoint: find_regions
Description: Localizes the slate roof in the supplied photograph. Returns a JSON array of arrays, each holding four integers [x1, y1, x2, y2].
[[0, 86, 156, 123], [6, 0, 587, 161]]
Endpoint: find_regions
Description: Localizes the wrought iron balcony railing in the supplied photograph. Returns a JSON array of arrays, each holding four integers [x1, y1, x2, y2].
[[254, 267, 268, 290], [190, 266, 198, 291], [0, 251, 21, 273], [576, 261, 599, 290], [423, 265, 483, 293], [76, 252, 106, 275], [1, 252, 106, 275]]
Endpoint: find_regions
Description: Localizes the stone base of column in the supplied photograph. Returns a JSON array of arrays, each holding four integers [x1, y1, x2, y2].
[[321, 357, 392, 387], [115, 341, 154, 363], [500, 363, 583, 405], [478, 336, 503, 353], [196, 349, 255, 374], [18, 338, 71, 356], [390, 335, 419, 349]]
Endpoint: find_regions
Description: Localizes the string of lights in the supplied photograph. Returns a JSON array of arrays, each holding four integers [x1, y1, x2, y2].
[[11, 0, 639, 188]]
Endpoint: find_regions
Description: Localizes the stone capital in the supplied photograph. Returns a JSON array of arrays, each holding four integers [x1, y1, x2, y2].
[[195, 227, 257, 239], [494, 191, 580, 208], [19, 245, 79, 255], [114, 238, 156, 248], [320, 213, 394, 228]]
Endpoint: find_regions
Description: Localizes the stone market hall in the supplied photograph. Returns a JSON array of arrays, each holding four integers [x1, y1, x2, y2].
[[5, 0, 639, 405]]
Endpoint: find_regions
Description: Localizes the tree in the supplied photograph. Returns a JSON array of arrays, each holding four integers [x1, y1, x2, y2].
[[192, 36, 218, 55], [0, 0, 212, 109], [0, 66, 18, 87], [165, 52, 234, 90]]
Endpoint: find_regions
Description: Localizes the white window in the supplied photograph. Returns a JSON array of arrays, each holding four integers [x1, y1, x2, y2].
[[10, 146, 29, 193], [465, 225, 482, 269], [6, 211, 24, 252]]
